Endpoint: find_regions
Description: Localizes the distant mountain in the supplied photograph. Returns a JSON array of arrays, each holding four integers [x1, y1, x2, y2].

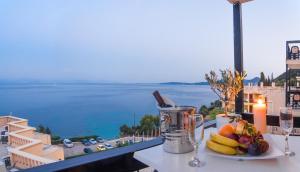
[[0, 79, 120, 84], [244, 77, 260, 85], [272, 70, 300, 86], [275, 70, 300, 81], [0, 77, 261, 86], [160, 82, 208, 85], [160, 77, 260, 86]]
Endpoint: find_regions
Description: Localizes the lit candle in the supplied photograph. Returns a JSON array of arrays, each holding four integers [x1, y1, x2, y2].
[[253, 99, 267, 133]]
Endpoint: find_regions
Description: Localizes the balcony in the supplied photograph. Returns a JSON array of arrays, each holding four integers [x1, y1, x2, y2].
[[18, 114, 300, 172], [286, 59, 300, 69], [0, 0, 298, 171], [286, 40, 300, 69]]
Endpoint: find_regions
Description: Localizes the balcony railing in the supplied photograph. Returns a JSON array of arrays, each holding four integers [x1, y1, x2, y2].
[[20, 114, 300, 172], [20, 120, 216, 172]]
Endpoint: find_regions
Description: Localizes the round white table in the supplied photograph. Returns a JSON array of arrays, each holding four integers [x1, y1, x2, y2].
[[134, 128, 300, 172]]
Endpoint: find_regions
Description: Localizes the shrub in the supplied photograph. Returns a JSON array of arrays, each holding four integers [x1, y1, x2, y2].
[[208, 108, 224, 120], [69, 135, 98, 142], [51, 135, 62, 145]]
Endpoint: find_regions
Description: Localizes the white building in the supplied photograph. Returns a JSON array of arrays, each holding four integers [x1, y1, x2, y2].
[[228, 82, 285, 116]]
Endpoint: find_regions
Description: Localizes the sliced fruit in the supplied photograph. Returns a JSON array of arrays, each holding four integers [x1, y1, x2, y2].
[[211, 133, 239, 147], [242, 123, 257, 136], [206, 140, 237, 155], [219, 124, 235, 137], [235, 120, 246, 135]]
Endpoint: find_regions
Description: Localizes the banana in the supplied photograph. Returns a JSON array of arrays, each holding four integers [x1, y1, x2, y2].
[[206, 140, 237, 155], [210, 133, 239, 147]]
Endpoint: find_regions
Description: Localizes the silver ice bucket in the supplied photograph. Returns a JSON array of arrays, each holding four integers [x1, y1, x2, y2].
[[159, 106, 195, 154]]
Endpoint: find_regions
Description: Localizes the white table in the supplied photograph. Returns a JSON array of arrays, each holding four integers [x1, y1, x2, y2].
[[134, 128, 300, 172]]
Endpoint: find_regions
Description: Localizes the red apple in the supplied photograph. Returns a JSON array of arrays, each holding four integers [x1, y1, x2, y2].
[[235, 120, 247, 135]]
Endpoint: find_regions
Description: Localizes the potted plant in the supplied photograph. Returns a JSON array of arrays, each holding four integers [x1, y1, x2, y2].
[[205, 69, 246, 129]]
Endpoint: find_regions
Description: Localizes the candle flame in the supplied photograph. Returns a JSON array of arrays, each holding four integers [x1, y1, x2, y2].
[[257, 99, 264, 105]]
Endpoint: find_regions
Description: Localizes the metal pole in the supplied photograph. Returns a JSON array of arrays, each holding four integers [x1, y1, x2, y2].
[[233, 3, 244, 114], [285, 42, 289, 106], [286, 64, 288, 106], [133, 113, 136, 128]]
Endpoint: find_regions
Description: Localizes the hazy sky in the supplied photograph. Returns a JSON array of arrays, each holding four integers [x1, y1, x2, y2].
[[0, 0, 299, 83]]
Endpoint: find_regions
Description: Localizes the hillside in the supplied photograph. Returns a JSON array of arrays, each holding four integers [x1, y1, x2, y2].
[[244, 77, 260, 85], [160, 77, 261, 86], [275, 70, 300, 81]]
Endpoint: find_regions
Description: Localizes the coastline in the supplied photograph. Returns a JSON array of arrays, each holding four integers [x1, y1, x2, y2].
[[0, 83, 217, 138]]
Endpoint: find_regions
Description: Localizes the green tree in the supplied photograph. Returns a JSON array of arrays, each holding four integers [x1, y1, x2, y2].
[[51, 135, 61, 145], [139, 115, 159, 134], [199, 105, 209, 116], [271, 73, 274, 82], [120, 124, 133, 136], [45, 127, 51, 135], [51, 135, 60, 140], [119, 114, 160, 137], [260, 72, 266, 85], [37, 124, 45, 133], [267, 76, 271, 86], [213, 100, 222, 108], [208, 108, 225, 120], [153, 116, 159, 128]]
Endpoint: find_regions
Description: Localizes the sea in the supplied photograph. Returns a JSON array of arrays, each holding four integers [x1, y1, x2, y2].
[[0, 83, 217, 139]]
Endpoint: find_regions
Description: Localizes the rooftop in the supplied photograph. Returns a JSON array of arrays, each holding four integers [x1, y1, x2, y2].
[[0, 115, 64, 169]]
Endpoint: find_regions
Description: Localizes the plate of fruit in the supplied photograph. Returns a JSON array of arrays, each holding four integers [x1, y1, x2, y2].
[[205, 120, 284, 160]]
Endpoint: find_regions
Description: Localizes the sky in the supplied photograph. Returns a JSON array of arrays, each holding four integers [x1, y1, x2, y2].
[[0, 0, 299, 83]]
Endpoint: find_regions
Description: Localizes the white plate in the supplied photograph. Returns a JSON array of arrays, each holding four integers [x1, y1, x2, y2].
[[204, 134, 284, 160]]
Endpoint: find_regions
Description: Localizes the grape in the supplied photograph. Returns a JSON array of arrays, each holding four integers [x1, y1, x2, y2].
[[248, 143, 261, 156], [227, 134, 239, 141]]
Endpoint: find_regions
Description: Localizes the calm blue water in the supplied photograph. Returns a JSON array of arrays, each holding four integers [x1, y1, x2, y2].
[[0, 83, 217, 139]]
